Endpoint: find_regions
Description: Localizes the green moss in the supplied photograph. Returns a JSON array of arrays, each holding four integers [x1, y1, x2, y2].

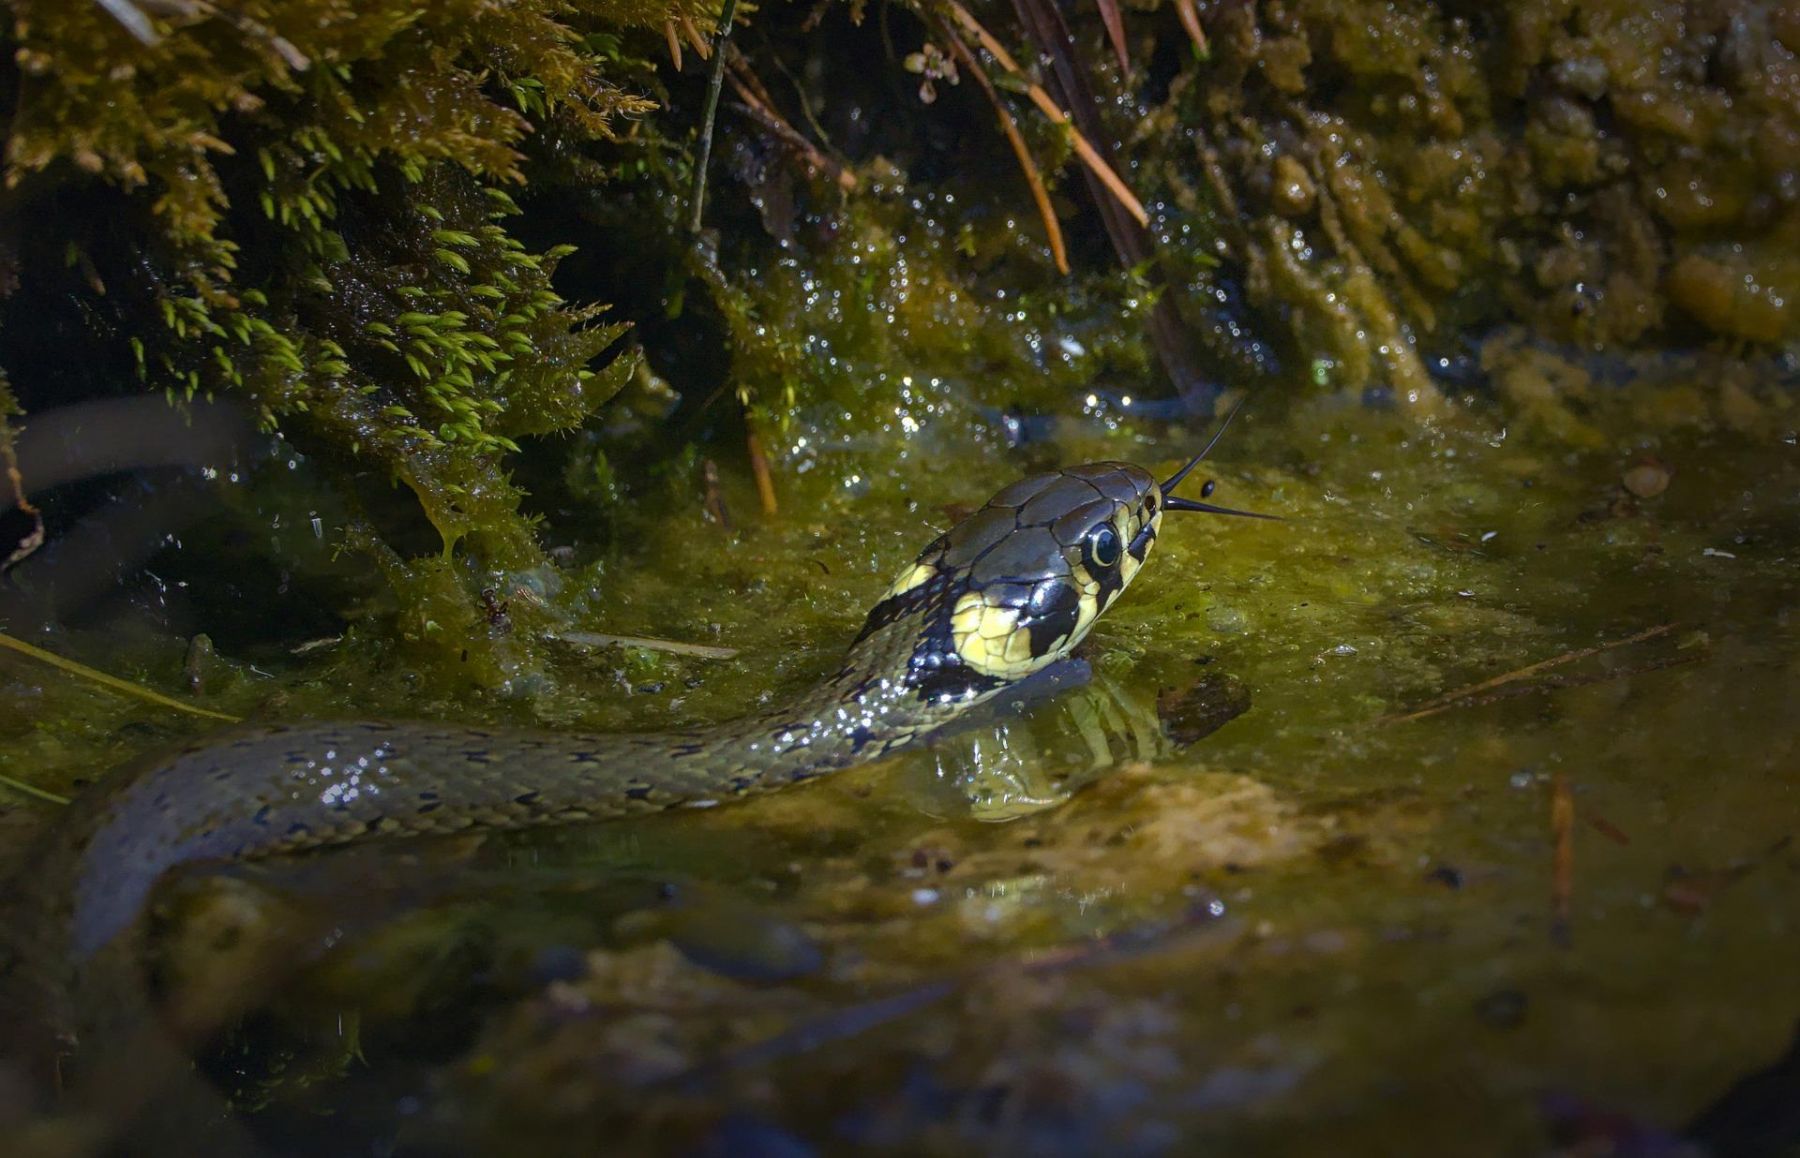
[[0, 0, 690, 673]]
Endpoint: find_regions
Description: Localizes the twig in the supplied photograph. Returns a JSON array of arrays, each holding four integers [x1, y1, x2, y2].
[[725, 50, 854, 188], [753, 39, 841, 155], [725, 49, 782, 111], [0, 632, 242, 721], [1377, 624, 1683, 725], [724, 74, 858, 190], [1415, 623, 1678, 711], [941, 0, 1149, 228], [550, 630, 739, 661], [1550, 774, 1574, 947], [938, 24, 1069, 274], [687, 0, 741, 235]]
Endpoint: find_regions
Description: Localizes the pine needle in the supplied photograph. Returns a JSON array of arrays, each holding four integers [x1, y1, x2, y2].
[[0, 632, 241, 722], [0, 772, 70, 807]]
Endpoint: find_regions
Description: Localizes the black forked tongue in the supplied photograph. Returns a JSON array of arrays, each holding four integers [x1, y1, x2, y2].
[[1164, 494, 1280, 519], [1160, 398, 1281, 520]]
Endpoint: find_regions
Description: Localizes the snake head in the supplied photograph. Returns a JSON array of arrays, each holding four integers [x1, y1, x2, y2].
[[856, 462, 1193, 704], [857, 403, 1276, 705]]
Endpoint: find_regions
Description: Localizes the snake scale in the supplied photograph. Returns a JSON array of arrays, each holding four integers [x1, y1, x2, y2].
[[0, 432, 1268, 1144]]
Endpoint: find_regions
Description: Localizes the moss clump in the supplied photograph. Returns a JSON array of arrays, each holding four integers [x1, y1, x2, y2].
[[0, 0, 712, 671], [1162, 0, 1800, 404]]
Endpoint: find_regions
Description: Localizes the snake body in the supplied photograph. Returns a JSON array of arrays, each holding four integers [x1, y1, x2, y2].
[[0, 458, 1195, 1134]]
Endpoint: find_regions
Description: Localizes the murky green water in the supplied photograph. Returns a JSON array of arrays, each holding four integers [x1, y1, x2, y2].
[[2, 375, 1796, 1155]]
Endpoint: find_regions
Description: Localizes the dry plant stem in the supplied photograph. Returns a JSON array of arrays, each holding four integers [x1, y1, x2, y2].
[[726, 49, 781, 110], [724, 70, 858, 190], [755, 40, 841, 152], [728, 47, 847, 177], [938, 24, 1070, 274], [1021, 73, 1149, 228], [1587, 813, 1631, 846], [1417, 622, 1679, 709], [1550, 774, 1574, 947], [0, 633, 241, 721], [746, 425, 779, 515], [725, 96, 855, 189], [976, 0, 1209, 406], [1377, 623, 1681, 724], [942, 0, 1149, 228], [687, 0, 742, 234], [1172, 0, 1209, 56]]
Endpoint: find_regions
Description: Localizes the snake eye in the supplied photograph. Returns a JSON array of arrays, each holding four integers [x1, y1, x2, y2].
[[1085, 524, 1121, 569]]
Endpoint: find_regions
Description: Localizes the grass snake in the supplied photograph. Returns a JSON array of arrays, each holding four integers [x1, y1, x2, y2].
[[0, 434, 1269, 1147]]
